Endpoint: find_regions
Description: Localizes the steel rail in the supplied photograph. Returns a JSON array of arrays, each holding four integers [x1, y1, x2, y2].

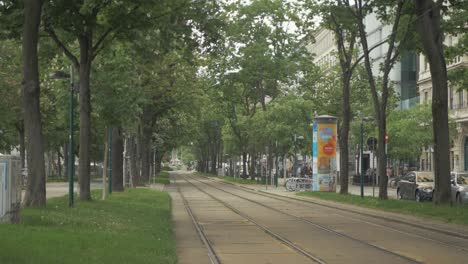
[[206, 176, 468, 253], [180, 176, 327, 264], [174, 176, 221, 264], [189, 175, 423, 264]]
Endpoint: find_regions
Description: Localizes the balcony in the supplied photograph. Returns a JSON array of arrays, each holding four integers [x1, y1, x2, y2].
[[450, 101, 468, 120], [451, 101, 468, 110]]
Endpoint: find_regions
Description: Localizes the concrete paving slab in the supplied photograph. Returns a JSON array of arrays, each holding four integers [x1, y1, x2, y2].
[[166, 185, 212, 264], [176, 173, 468, 263]]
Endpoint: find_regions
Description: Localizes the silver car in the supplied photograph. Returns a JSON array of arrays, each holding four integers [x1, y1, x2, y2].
[[397, 171, 434, 202], [451, 172, 468, 204]]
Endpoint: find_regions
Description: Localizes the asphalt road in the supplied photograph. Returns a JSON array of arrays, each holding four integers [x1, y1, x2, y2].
[[172, 172, 468, 264]]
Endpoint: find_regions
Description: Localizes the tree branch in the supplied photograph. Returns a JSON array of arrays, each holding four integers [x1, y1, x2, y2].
[[350, 37, 387, 73], [45, 25, 80, 69], [92, 27, 113, 54], [383, 0, 404, 75]]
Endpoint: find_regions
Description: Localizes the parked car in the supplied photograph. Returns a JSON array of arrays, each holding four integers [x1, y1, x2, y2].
[[388, 174, 403, 188], [451, 172, 468, 204], [397, 171, 434, 202]]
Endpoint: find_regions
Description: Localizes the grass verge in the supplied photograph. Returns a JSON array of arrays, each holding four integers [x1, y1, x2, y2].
[[297, 191, 468, 226], [0, 189, 176, 264], [220, 176, 257, 184]]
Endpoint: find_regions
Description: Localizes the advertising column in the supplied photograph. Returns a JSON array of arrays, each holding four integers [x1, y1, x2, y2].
[[312, 115, 337, 192]]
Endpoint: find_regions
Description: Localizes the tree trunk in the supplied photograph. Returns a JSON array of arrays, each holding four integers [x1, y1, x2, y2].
[[268, 145, 273, 178], [78, 34, 93, 200], [149, 148, 154, 178], [64, 143, 69, 180], [242, 152, 247, 178], [102, 137, 108, 200], [154, 149, 163, 175], [22, 0, 46, 207], [57, 148, 62, 178], [339, 76, 351, 194], [355, 0, 404, 199], [415, 0, 451, 204], [48, 151, 54, 178], [249, 152, 256, 180], [140, 127, 151, 184], [18, 123, 26, 169], [330, 14, 356, 195], [211, 147, 217, 175], [136, 126, 142, 184], [111, 127, 124, 192], [129, 136, 139, 187], [377, 114, 388, 199]]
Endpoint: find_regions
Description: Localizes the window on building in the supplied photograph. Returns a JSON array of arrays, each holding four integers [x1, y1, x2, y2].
[[424, 91, 428, 103], [451, 151, 454, 171], [450, 87, 454, 109], [459, 90, 464, 108]]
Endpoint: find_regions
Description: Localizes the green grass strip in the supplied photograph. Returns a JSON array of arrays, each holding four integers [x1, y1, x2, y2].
[[220, 176, 257, 184], [297, 191, 468, 226], [0, 189, 176, 264]]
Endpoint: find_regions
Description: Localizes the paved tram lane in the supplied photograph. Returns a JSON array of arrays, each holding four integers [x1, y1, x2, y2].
[[174, 174, 314, 264], [173, 173, 468, 264]]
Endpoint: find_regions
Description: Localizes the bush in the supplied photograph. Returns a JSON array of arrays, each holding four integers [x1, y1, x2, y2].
[[159, 171, 170, 179], [154, 178, 170, 185], [162, 166, 173, 171]]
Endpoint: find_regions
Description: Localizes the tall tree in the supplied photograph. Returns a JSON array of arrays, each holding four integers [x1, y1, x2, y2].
[[414, 0, 451, 204], [318, 0, 360, 194], [354, 0, 411, 199], [111, 127, 124, 192], [22, 0, 46, 206], [42, 0, 186, 199]]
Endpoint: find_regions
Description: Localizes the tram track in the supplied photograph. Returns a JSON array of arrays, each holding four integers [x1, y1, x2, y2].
[[203, 174, 468, 252], [175, 177, 221, 264], [187, 175, 422, 264], [179, 175, 327, 264]]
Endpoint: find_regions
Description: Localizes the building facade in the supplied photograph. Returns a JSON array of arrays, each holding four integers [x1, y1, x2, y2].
[[418, 34, 468, 172], [363, 13, 419, 110], [309, 28, 337, 69]]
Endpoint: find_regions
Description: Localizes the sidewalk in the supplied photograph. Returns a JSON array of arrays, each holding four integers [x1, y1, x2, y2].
[[249, 178, 397, 199], [21, 180, 103, 201]]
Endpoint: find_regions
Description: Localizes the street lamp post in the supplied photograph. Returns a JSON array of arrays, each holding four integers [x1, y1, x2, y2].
[[360, 117, 374, 198], [49, 65, 75, 207]]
